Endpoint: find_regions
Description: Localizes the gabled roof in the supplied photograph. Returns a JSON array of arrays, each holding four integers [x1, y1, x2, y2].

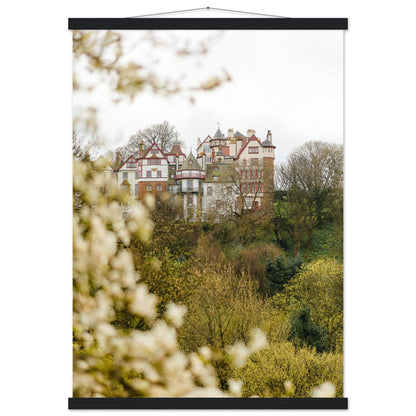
[[140, 142, 169, 162], [197, 135, 211, 152], [178, 152, 203, 171], [118, 155, 138, 170], [235, 135, 263, 159], [167, 141, 186, 156]]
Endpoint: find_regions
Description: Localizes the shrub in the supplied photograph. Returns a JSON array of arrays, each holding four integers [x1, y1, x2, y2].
[[239, 341, 343, 398], [236, 243, 281, 293]]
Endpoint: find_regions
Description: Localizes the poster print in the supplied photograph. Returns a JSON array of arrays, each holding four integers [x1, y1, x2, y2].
[[70, 18, 347, 409]]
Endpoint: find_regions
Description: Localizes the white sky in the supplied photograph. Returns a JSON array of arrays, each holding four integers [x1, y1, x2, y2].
[[74, 30, 344, 164]]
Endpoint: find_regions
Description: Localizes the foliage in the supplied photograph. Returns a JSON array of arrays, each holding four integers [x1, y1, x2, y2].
[[274, 141, 343, 256], [238, 341, 343, 398], [288, 304, 330, 353], [178, 263, 278, 352], [265, 255, 303, 296], [73, 159, 266, 398], [273, 258, 343, 352], [300, 222, 343, 262], [235, 243, 282, 293], [136, 249, 200, 314]]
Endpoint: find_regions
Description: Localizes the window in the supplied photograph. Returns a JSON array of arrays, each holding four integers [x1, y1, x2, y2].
[[156, 184, 162, 192], [127, 162, 136, 168], [216, 200, 224, 210], [189, 159, 193, 165], [157, 170, 162, 178], [135, 172, 139, 179], [213, 176, 219, 181], [135, 184, 138, 195], [146, 171, 152, 178], [214, 166, 219, 171], [250, 158, 258, 165], [188, 195, 193, 204], [248, 147, 259, 154], [148, 159, 161, 165], [146, 184, 152, 191], [151, 150, 158, 155], [123, 172, 128, 180], [170, 174, 175, 179], [207, 187, 212, 196]]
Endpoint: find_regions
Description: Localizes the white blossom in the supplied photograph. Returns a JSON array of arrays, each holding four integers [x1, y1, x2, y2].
[[130, 284, 158, 319], [311, 382, 336, 398], [226, 341, 251, 368], [166, 303, 187, 327], [228, 379, 243, 397], [248, 327, 268, 352]]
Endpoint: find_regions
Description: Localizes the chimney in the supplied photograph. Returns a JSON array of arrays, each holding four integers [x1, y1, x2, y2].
[[228, 128, 234, 138], [115, 149, 122, 168], [176, 152, 179, 171], [139, 140, 144, 157], [247, 129, 256, 138], [267, 130, 272, 142]]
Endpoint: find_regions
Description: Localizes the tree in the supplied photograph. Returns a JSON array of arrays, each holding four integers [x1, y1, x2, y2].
[[72, 132, 101, 160], [179, 263, 274, 351], [273, 258, 343, 352], [275, 141, 343, 255], [288, 304, 329, 353], [265, 256, 303, 295], [203, 161, 274, 244], [128, 121, 180, 154]]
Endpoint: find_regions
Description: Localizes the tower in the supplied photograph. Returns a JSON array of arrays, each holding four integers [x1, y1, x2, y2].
[[261, 130, 276, 209], [175, 152, 206, 221]]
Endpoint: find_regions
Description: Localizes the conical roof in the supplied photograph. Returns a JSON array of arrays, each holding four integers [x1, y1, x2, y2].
[[178, 152, 202, 171], [212, 127, 225, 141], [261, 130, 275, 147]]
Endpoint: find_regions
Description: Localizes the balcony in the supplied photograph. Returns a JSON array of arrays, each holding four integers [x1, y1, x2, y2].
[[175, 170, 206, 180]]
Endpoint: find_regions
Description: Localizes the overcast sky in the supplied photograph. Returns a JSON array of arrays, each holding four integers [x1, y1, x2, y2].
[[74, 30, 343, 164]]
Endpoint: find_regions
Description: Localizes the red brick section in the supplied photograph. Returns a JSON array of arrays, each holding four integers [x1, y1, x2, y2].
[[137, 182, 167, 200], [262, 157, 274, 210]]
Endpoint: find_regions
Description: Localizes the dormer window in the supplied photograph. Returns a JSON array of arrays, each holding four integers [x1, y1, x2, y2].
[[214, 166, 219, 171]]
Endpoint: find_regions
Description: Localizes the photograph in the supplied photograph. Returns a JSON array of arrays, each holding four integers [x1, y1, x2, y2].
[[72, 26, 344, 401]]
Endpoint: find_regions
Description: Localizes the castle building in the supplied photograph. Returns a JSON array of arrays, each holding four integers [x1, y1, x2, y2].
[[108, 126, 276, 219]]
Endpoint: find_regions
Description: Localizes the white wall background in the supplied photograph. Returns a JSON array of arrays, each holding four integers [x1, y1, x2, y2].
[[1, 1, 415, 415]]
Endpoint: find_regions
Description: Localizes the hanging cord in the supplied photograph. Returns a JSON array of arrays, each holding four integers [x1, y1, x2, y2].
[[129, 6, 289, 19]]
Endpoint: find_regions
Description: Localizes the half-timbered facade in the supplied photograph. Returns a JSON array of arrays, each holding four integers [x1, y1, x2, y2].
[[104, 126, 275, 219], [137, 142, 169, 200]]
